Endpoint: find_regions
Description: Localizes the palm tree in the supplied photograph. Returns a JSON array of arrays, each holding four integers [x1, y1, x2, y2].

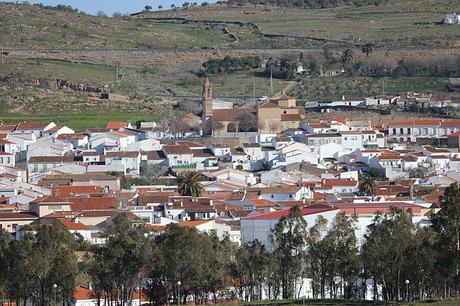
[[359, 177, 377, 198], [361, 43, 374, 57], [340, 49, 354, 65], [177, 171, 204, 197]]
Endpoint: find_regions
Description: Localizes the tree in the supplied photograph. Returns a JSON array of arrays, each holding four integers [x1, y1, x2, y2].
[[203, 118, 224, 136], [89, 213, 152, 305], [148, 224, 220, 304], [340, 49, 354, 65], [361, 208, 415, 301], [96, 10, 107, 17], [359, 177, 377, 198], [177, 171, 204, 197], [158, 5, 163, 9], [361, 43, 374, 57], [0, 230, 10, 303], [16, 222, 80, 306], [431, 182, 460, 297], [144, 5, 152, 11], [272, 205, 308, 299], [235, 112, 258, 134], [235, 240, 269, 301], [171, 4, 176, 8]]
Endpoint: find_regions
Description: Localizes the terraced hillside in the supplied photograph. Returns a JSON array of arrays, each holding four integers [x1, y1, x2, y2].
[[1, 0, 460, 50]]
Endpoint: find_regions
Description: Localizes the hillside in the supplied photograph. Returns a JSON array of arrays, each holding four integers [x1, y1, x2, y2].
[[0, 3, 232, 49], [0, 1, 459, 126], [1, 0, 460, 50]]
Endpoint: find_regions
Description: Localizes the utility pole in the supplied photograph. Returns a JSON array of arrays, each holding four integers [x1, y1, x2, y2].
[[270, 68, 273, 96], [253, 77, 256, 103], [382, 78, 385, 95]]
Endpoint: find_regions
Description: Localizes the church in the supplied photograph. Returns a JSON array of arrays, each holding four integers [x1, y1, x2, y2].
[[201, 77, 304, 135]]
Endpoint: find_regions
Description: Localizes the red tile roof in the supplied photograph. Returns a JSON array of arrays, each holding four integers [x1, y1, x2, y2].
[[16, 122, 53, 130], [178, 220, 211, 228], [281, 114, 302, 122], [51, 186, 104, 197], [74, 287, 94, 301], [57, 133, 87, 140], [68, 197, 118, 211], [106, 151, 140, 158], [106, 121, 129, 129], [28, 156, 78, 163], [243, 206, 339, 220], [322, 179, 358, 187], [162, 145, 192, 155], [0, 212, 38, 220], [57, 218, 91, 231], [145, 224, 167, 232]]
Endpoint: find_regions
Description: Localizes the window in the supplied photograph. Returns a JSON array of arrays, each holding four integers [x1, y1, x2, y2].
[[400, 128, 404, 134], [271, 194, 274, 198], [393, 128, 396, 135]]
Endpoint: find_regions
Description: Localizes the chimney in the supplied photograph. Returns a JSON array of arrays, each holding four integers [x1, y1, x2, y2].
[[342, 95, 345, 101], [88, 282, 93, 291]]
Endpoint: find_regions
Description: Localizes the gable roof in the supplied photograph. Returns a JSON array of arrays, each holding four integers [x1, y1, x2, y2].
[[106, 122, 129, 129], [28, 156, 79, 164], [178, 220, 211, 228], [57, 218, 91, 231], [16, 121, 53, 130], [162, 145, 192, 155]]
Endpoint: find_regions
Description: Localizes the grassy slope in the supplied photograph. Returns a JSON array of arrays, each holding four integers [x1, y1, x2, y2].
[[2, 0, 460, 50], [149, 0, 460, 48], [0, 3, 231, 49], [0, 57, 115, 84]]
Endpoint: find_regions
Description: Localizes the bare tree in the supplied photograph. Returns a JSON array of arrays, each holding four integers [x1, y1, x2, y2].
[[236, 112, 258, 134]]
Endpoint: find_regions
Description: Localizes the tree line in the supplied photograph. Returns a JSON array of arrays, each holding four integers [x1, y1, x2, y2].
[[221, 0, 389, 9], [1, 182, 460, 305], [199, 56, 263, 76]]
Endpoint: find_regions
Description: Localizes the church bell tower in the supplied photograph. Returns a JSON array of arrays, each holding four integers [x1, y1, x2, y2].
[[202, 77, 213, 120]]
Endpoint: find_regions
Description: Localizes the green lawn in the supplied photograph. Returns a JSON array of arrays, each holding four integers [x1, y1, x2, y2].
[[0, 112, 161, 132]]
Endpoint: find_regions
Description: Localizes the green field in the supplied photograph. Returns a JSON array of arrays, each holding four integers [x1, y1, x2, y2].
[[0, 112, 161, 132]]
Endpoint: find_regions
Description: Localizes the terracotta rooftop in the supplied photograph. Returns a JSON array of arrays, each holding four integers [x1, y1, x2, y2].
[[281, 114, 302, 122], [162, 145, 192, 155], [16, 121, 53, 130], [57, 218, 91, 231], [28, 155, 79, 163], [106, 121, 129, 129]]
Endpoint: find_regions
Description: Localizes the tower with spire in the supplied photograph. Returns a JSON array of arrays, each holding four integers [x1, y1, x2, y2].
[[202, 77, 213, 120]]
